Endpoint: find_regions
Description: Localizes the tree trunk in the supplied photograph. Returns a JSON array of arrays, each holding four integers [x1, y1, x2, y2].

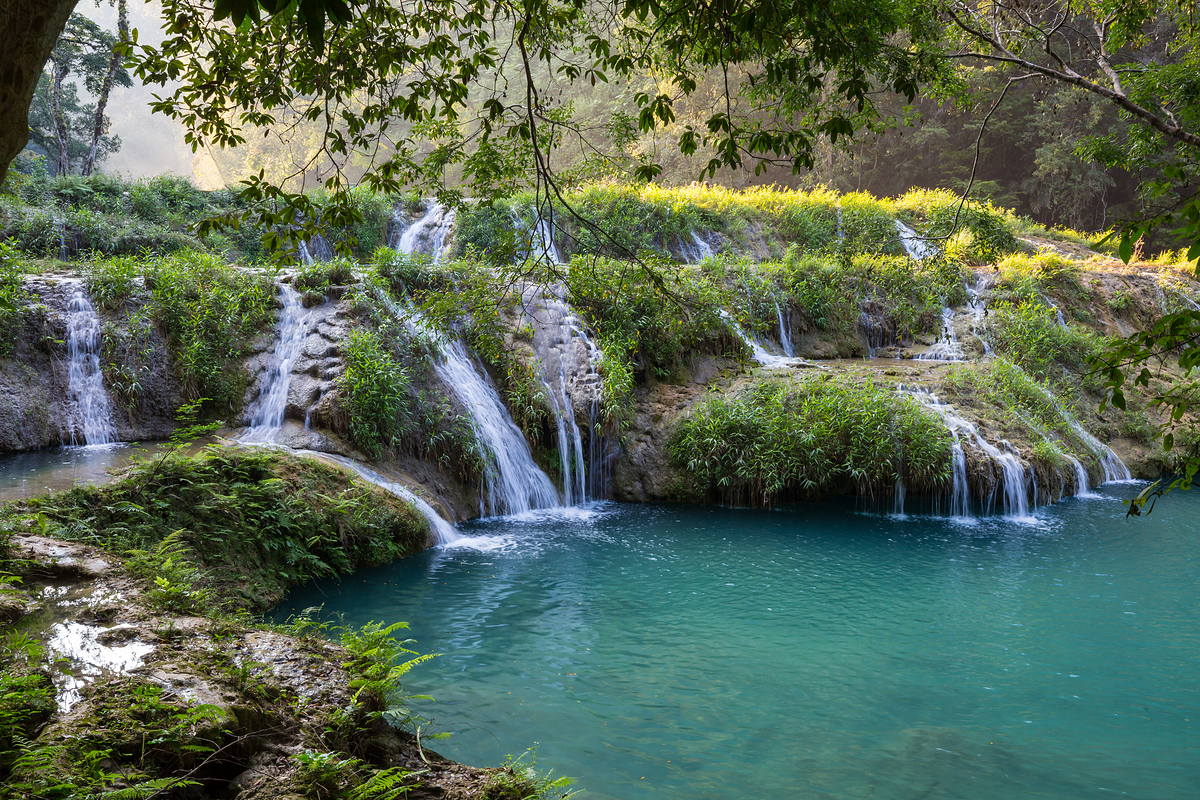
[[0, 0, 80, 183], [51, 60, 71, 175], [81, 0, 127, 176]]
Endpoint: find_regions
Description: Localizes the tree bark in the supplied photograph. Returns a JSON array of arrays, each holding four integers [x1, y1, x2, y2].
[[0, 0, 80, 183], [51, 60, 72, 176], [82, 0, 127, 176]]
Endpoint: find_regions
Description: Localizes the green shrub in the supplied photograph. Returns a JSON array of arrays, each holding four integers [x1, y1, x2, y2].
[[988, 299, 1104, 379], [338, 329, 413, 457], [670, 374, 951, 505], [295, 257, 358, 293], [896, 188, 1019, 263]]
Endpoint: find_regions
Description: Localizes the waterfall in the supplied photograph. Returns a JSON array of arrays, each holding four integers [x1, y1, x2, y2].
[[679, 231, 716, 263], [835, 206, 845, 241], [916, 306, 964, 361], [965, 280, 993, 355], [241, 282, 311, 444], [895, 220, 936, 259], [434, 337, 561, 515], [901, 386, 1035, 520], [65, 288, 116, 446], [857, 301, 889, 358], [297, 451, 461, 545], [298, 233, 334, 264], [775, 298, 794, 357], [534, 212, 564, 264], [722, 310, 797, 367], [391, 203, 456, 263], [1070, 422, 1132, 483], [1039, 292, 1068, 329]]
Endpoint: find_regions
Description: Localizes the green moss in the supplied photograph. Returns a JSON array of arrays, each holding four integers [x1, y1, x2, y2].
[[3, 447, 431, 610], [669, 373, 952, 506]]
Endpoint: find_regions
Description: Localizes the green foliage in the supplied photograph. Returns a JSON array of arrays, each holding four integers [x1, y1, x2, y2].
[[941, 358, 1105, 461], [296, 257, 358, 293], [3, 675, 220, 799], [124, 530, 216, 614], [988, 299, 1105, 380], [453, 201, 520, 262], [339, 330, 413, 458], [993, 250, 1082, 301], [0, 631, 55, 778], [0, 243, 28, 356], [670, 374, 951, 506], [11, 447, 431, 609], [338, 621, 436, 727], [484, 748, 578, 800], [895, 189, 1019, 264], [565, 255, 733, 422]]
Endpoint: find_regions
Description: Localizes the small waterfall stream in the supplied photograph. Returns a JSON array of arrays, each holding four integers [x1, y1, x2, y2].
[[241, 282, 311, 444], [65, 287, 116, 446], [901, 385, 1035, 519], [895, 220, 936, 259], [385, 216, 564, 514], [774, 298, 794, 357], [299, 451, 461, 545], [433, 337, 561, 516], [392, 203, 457, 263]]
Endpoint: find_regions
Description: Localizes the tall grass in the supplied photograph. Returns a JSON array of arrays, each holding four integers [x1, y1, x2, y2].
[[670, 374, 951, 506]]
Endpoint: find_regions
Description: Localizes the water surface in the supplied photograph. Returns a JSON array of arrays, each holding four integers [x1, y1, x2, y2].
[[274, 490, 1197, 799]]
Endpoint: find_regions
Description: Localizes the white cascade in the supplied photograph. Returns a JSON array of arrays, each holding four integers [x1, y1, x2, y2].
[[775, 298, 795, 357], [298, 451, 461, 545], [965, 280, 993, 355], [241, 282, 311, 444], [679, 231, 716, 263], [722, 310, 796, 368], [835, 206, 845, 241], [1070, 422, 1132, 483], [1066, 454, 1099, 498], [902, 386, 1035, 519], [65, 288, 116, 446], [916, 306, 964, 361], [298, 234, 334, 264], [534, 213, 564, 264], [1039, 292, 1068, 329], [434, 337, 561, 516], [388, 216, 563, 514], [895, 220, 936, 259], [392, 203, 456, 263]]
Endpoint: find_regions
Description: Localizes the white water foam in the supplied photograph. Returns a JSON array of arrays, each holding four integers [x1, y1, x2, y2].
[[241, 282, 311, 444], [65, 288, 117, 446]]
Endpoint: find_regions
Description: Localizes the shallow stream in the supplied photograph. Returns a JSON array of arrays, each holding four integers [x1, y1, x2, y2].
[[277, 490, 1199, 800]]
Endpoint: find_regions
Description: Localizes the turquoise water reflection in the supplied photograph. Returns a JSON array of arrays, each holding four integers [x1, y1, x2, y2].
[[276, 490, 1199, 799]]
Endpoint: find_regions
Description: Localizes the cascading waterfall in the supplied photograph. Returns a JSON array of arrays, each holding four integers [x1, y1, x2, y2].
[[433, 337, 561, 515], [774, 298, 794, 357], [519, 281, 608, 503], [900, 385, 1034, 519], [895, 220, 936, 260], [534, 212, 563, 264], [721, 310, 797, 367], [65, 288, 116, 446], [835, 206, 845, 241], [298, 233, 334, 264], [392, 203, 457, 263], [241, 282, 310, 444], [916, 306, 964, 361], [678, 230, 716, 263], [965, 280, 993, 354], [1039, 292, 1068, 329], [297, 451, 461, 545]]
